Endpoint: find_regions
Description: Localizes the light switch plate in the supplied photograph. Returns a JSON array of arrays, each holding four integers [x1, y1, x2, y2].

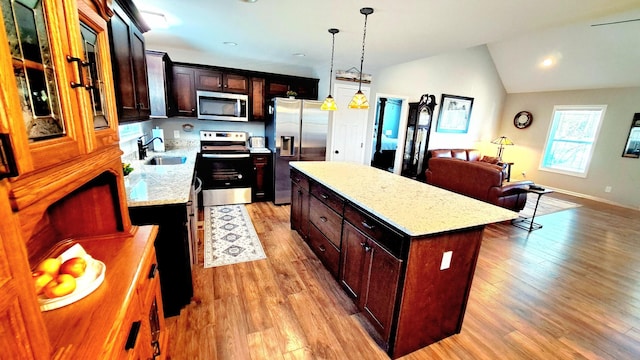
[[173, 130, 180, 138]]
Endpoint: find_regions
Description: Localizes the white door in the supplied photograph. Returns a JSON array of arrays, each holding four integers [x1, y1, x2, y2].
[[329, 83, 370, 163]]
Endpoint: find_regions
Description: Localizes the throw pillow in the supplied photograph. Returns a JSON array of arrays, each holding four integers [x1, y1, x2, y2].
[[480, 155, 500, 164]]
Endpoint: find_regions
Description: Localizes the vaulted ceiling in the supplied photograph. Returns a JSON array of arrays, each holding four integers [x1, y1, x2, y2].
[[134, 0, 640, 93]]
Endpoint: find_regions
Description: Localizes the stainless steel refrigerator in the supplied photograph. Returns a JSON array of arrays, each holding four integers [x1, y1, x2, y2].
[[265, 98, 328, 205]]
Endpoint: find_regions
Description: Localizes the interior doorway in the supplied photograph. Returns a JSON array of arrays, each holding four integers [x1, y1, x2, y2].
[[370, 94, 409, 174], [329, 83, 370, 164]]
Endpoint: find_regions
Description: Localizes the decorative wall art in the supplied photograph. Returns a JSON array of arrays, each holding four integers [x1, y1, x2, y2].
[[622, 113, 640, 158], [436, 94, 474, 133]]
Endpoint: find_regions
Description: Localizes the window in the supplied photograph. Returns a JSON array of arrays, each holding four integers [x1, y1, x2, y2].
[[540, 105, 606, 177]]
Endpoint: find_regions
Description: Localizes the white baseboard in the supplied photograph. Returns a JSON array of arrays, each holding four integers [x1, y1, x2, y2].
[[541, 185, 639, 211]]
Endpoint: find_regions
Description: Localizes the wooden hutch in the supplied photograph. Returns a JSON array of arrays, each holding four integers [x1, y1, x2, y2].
[[0, 0, 166, 358]]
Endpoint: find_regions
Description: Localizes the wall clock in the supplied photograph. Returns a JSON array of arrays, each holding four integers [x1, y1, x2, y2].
[[514, 111, 533, 129]]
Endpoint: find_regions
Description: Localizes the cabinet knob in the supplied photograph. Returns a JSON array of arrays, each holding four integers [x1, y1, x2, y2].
[[320, 194, 329, 200], [334, 150, 339, 154], [360, 242, 372, 252], [318, 245, 326, 252], [319, 216, 327, 223]]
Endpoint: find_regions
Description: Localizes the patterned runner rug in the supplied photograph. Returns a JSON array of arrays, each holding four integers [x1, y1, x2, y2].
[[519, 193, 581, 218], [204, 204, 266, 268]]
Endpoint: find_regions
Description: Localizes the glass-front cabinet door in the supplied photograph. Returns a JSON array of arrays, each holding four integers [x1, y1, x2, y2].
[[0, 0, 117, 175], [74, 0, 118, 150]]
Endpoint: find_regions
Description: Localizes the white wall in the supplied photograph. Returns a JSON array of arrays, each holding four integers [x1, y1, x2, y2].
[[369, 45, 507, 159], [500, 87, 640, 209]]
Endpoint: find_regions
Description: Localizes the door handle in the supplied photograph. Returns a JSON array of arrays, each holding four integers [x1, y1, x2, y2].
[[66, 55, 90, 89]]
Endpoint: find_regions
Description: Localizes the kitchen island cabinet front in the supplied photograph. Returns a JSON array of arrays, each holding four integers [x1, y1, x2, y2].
[[289, 161, 517, 358]]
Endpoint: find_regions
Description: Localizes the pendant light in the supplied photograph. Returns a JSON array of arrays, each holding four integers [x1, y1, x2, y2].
[[348, 7, 374, 109], [321, 28, 339, 111]]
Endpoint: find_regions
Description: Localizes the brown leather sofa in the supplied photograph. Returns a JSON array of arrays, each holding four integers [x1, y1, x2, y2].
[[428, 148, 483, 162], [425, 157, 533, 212]]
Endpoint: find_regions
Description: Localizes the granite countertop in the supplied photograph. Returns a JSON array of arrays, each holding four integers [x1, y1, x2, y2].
[[124, 148, 199, 207], [290, 161, 519, 237]]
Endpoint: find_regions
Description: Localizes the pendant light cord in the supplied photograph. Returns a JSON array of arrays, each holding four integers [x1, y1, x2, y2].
[[329, 30, 336, 95], [358, 12, 368, 91]]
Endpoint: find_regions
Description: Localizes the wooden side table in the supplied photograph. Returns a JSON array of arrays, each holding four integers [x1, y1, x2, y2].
[[511, 187, 554, 232]]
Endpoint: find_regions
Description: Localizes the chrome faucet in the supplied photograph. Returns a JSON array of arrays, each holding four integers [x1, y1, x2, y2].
[[137, 135, 163, 160]]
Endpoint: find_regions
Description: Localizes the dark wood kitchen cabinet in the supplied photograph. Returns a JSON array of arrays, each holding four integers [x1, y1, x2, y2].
[[308, 182, 344, 278], [250, 77, 266, 120], [172, 65, 197, 116], [267, 76, 319, 100], [128, 204, 195, 317], [171, 64, 250, 117], [251, 153, 272, 201], [146, 50, 176, 118], [341, 217, 402, 343], [195, 68, 248, 94], [109, 0, 151, 122], [290, 169, 310, 240]]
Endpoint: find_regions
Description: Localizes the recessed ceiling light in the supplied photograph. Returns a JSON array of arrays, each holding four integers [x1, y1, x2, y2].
[[224, 42, 238, 46], [140, 10, 169, 29], [542, 58, 554, 67], [293, 53, 306, 57], [241, 0, 258, 3]]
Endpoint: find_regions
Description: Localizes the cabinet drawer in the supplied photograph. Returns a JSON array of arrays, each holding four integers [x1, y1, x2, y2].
[[310, 181, 344, 215], [344, 204, 405, 259], [252, 155, 269, 164], [308, 223, 340, 278], [309, 196, 342, 248], [290, 169, 309, 191], [111, 292, 144, 359], [136, 248, 160, 309]]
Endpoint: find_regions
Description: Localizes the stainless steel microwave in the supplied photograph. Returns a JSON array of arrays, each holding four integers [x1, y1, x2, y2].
[[196, 91, 248, 121]]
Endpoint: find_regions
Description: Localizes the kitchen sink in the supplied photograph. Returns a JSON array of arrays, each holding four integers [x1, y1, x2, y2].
[[144, 156, 187, 165]]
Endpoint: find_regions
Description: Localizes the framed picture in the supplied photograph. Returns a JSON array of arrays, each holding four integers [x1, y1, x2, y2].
[[436, 94, 474, 133], [622, 113, 640, 158]]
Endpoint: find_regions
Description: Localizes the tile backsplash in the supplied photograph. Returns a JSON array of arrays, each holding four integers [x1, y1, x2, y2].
[[118, 118, 266, 160]]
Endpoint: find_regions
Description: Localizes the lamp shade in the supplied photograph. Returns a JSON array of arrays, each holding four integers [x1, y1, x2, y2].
[[321, 95, 338, 111], [491, 136, 514, 160], [348, 91, 369, 109], [491, 136, 515, 146]]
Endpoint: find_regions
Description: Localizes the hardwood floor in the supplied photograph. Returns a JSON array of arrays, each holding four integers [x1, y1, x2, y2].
[[165, 194, 640, 359]]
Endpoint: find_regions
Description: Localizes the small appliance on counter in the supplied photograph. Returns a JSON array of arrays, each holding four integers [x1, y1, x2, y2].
[[152, 127, 165, 152], [249, 136, 265, 148], [249, 136, 270, 154]]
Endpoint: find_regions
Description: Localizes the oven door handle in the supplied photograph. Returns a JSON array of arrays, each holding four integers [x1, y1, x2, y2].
[[201, 153, 251, 159]]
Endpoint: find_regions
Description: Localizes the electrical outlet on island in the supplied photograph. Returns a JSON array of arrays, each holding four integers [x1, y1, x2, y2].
[[174, 130, 180, 139]]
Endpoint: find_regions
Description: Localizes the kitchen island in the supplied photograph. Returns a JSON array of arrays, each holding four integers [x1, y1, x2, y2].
[[290, 161, 517, 358]]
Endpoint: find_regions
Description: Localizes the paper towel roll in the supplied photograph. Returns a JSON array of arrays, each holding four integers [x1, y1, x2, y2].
[[152, 128, 165, 152]]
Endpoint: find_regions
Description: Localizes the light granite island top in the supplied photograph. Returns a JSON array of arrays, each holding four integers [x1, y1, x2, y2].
[[124, 148, 198, 207], [290, 161, 518, 236]]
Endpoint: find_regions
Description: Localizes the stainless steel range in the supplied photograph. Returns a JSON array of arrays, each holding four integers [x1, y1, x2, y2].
[[198, 130, 252, 206]]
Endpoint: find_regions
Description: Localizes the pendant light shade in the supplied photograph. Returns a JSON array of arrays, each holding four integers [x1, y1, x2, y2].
[[321, 28, 339, 111], [349, 7, 373, 109]]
